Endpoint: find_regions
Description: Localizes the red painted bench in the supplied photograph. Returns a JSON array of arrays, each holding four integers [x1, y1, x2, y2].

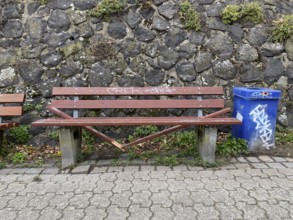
[[32, 87, 241, 168], [0, 94, 25, 148]]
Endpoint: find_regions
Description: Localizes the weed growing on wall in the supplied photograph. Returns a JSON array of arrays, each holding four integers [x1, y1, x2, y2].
[[242, 2, 263, 24], [271, 15, 293, 42], [128, 125, 158, 142], [221, 2, 263, 25], [216, 136, 248, 157], [89, 39, 117, 60], [49, 130, 59, 141], [24, 103, 42, 112], [8, 125, 31, 144], [9, 152, 28, 164], [90, 0, 126, 20], [179, 1, 201, 31], [221, 5, 241, 24], [275, 128, 293, 145], [82, 130, 96, 153]]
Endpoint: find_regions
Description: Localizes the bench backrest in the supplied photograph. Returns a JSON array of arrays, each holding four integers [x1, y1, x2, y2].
[[0, 94, 25, 123], [50, 87, 225, 117], [0, 94, 25, 116]]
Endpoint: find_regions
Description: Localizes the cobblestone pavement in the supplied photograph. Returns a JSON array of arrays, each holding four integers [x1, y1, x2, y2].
[[0, 156, 293, 220]]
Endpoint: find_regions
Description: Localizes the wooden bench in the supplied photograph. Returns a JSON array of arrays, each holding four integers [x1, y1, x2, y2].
[[32, 87, 241, 168], [0, 94, 25, 148]]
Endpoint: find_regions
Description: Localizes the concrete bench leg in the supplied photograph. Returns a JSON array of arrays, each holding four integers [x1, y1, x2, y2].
[[197, 126, 217, 163], [59, 127, 81, 169]]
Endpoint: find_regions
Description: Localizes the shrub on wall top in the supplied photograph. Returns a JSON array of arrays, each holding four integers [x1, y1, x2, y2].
[[221, 5, 241, 25], [90, 0, 126, 20], [221, 2, 263, 25], [271, 15, 293, 42], [179, 1, 201, 31]]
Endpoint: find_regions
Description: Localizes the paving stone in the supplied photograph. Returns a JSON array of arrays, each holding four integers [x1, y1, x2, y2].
[[170, 189, 193, 206], [258, 155, 274, 162], [284, 157, 293, 162], [84, 206, 107, 220], [216, 203, 242, 220], [165, 171, 184, 180], [229, 158, 238, 163], [131, 179, 150, 192], [41, 167, 59, 174], [193, 203, 220, 219], [283, 162, 293, 168], [28, 193, 55, 210], [236, 157, 248, 163], [0, 208, 18, 220], [128, 204, 152, 220], [262, 168, 286, 177], [172, 204, 198, 220], [25, 168, 44, 174], [107, 166, 124, 172], [151, 205, 175, 220], [272, 157, 287, 162], [234, 163, 252, 169], [69, 192, 92, 208], [246, 157, 261, 163], [140, 165, 155, 171], [49, 192, 75, 209], [1, 158, 293, 220], [90, 166, 108, 173], [220, 163, 237, 170], [17, 207, 40, 220], [123, 166, 139, 172], [10, 168, 28, 174], [266, 162, 286, 169], [130, 191, 152, 208], [0, 169, 14, 175], [71, 165, 91, 174], [63, 205, 86, 219], [40, 207, 63, 220], [129, 159, 147, 165], [106, 206, 129, 220], [187, 166, 204, 171], [110, 191, 132, 208], [172, 165, 188, 171], [251, 163, 269, 169], [156, 166, 172, 171], [90, 191, 113, 208]]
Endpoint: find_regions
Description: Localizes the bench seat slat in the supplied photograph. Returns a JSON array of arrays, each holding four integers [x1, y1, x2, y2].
[[32, 117, 241, 126], [51, 99, 225, 109], [0, 106, 23, 116], [0, 94, 25, 103], [0, 122, 18, 129], [52, 87, 224, 96]]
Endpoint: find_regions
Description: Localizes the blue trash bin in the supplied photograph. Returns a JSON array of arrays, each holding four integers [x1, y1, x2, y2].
[[232, 87, 281, 151]]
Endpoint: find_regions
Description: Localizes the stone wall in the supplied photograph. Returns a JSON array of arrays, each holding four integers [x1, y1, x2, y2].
[[1, 0, 293, 145]]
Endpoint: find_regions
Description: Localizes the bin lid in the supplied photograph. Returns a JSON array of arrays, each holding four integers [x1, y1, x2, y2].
[[233, 87, 281, 99]]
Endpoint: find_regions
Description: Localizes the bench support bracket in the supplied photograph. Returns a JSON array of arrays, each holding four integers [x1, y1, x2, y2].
[[197, 126, 217, 163], [59, 127, 81, 168]]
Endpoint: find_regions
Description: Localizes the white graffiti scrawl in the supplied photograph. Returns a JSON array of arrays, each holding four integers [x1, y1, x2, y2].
[[249, 104, 274, 149]]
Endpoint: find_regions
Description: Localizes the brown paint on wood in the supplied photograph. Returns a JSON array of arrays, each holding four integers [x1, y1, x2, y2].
[[51, 99, 224, 109], [32, 117, 241, 127], [46, 105, 124, 150], [0, 123, 18, 129], [0, 94, 25, 103], [0, 106, 23, 116], [123, 108, 232, 148], [53, 87, 224, 96]]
